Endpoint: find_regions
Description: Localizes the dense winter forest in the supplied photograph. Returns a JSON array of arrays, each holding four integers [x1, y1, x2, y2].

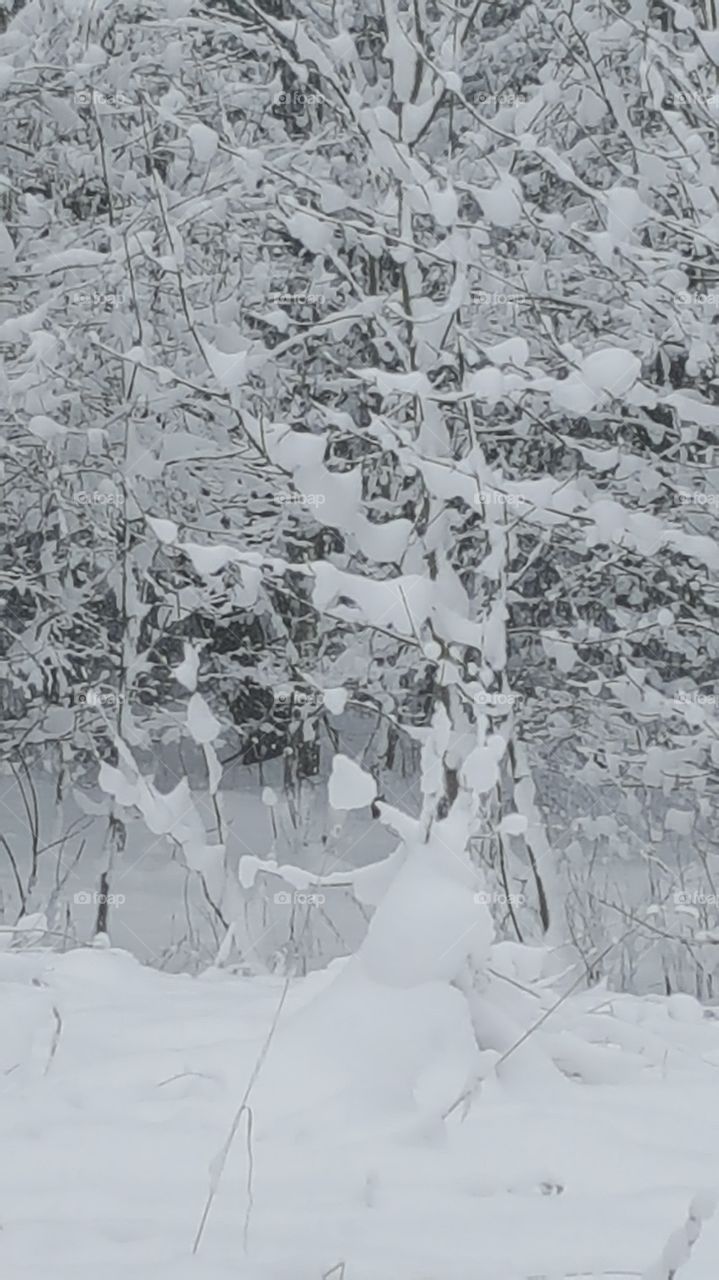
[[1, 0, 719, 1275]]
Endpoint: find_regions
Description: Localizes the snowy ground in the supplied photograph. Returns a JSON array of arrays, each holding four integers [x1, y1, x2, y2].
[[3, 945, 719, 1280]]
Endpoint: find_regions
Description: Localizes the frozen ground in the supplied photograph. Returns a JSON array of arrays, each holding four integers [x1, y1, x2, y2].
[[2, 944, 719, 1280]]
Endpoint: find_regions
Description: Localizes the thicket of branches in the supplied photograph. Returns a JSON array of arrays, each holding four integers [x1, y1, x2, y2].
[[1, 0, 718, 990]]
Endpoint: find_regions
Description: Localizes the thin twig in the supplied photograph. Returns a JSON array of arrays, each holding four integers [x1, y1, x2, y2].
[[445, 927, 636, 1119], [192, 975, 291, 1255]]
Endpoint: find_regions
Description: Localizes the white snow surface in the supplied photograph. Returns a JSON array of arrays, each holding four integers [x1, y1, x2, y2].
[[2, 947, 719, 1279]]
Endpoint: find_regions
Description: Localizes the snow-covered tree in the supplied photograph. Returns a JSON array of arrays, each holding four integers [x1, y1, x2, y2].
[[1, 0, 718, 1002]]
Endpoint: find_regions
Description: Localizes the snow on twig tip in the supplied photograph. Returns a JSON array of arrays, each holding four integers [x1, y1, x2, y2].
[[642, 1192, 717, 1279]]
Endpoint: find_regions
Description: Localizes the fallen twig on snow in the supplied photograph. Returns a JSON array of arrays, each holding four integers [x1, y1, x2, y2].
[[191, 975, 291, 1256]]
